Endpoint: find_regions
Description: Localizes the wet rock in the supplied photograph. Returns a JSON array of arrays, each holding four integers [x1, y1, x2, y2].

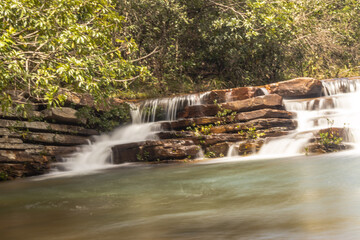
[[265, 77, 322, 98], [42, 107, 86, 125], [238, 139, 265, 156], [206, 142, 231, 157], [304, 142, 353, 154], [177, 104, 220, 119], [112, 139, 200, 163]]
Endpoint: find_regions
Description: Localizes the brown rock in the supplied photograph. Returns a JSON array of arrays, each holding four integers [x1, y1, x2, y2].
[[235, 109, 295, 122], [206, 142, 231, 157], [177, 104, 220, 119], [112, 139, 201, 163], [177, 94, 283, 119], [194, 133, 246, 146], [201, 87, 265, 104], [266, 77, 322, 98], [22, 132, 89, 146], [305, 142, 352, 154], [239, 139, 265, 156], [59, 89, 95, 108], [210, 118, 297, 134], [42, 107, 85, 124], [221, 94, 284, 112]]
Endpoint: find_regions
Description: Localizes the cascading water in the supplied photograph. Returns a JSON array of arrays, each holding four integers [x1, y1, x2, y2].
[[55, 92, 210, 174], [131, 92, 210, 123], [258, 78, 360, 156]]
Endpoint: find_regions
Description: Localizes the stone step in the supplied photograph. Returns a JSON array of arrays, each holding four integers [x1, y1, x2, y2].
[[210, 118, 297, 134], [21, 132, 90, 146], [111, 139, 201, 163], [162, 108, 295, 130], [265, 77, 322, 99], [0, 119, 98, 136], [177, 94, 284, 119]]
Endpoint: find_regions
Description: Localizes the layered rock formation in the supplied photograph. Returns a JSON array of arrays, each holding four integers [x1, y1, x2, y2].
[[111, 77, 323, 163], [0, 106, 98, 180], [2, 76, 354, 180]]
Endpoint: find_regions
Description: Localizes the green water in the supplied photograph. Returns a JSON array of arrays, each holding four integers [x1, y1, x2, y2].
[[1, 152, 360, 239]]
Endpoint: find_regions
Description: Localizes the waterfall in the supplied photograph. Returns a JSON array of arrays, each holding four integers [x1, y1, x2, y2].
[[131, 92, 210, 123], [258, 78, 360, 156], [56, 92, 210, 174], [54, 77, 360, 175]]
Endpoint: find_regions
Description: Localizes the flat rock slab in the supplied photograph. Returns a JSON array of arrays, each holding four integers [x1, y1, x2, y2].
[[201, 87, 265, 104], [178, 94, 283, 119], [0, 119, 98, 136], [210, 118, 297, 134], [22, 132, 90, 146], [265, 77, 322, 98], [42, 107, 86, 125], [163, 108, 295, 131]]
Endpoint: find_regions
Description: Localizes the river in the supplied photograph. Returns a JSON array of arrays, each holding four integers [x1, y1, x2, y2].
[[2, 78, 360, 239], [2, 151, 360, 239]]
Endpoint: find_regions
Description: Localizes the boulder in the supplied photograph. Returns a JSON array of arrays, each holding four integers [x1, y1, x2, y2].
[[265, 77, 322, 98], [42, 107, 86, 124], [112, 139, 201, 163]]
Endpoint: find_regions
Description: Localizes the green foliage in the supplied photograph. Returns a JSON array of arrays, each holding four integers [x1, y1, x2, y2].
[[2, 0, 360, 108], [0, 171, 9, 181], [136, 151, 150, 161], [0, 0, 150, 110], [239, 126, 265, 140], [186, 123, 213, 136], [76, 103, 131, 132], [317, 119, 343, 152], [205, 151, 216, 158], [116, 0, 360, 93]]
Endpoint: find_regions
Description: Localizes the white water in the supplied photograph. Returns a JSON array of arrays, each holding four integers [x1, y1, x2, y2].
[[258, 78, 360, 156], [131, 92, 210, 123], [52, 123, 159, 176]]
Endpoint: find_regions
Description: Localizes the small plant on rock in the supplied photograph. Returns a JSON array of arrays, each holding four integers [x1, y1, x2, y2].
[[318, 119, 343, 152], [239, 126, 265, 140]]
